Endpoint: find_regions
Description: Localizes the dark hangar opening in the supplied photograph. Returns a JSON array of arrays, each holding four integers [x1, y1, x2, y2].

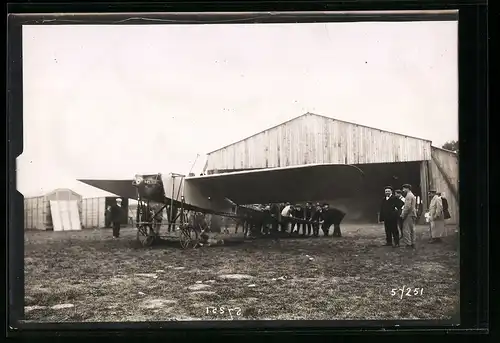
[[334, 161, 423, 223], [206, 161, 424, 224]]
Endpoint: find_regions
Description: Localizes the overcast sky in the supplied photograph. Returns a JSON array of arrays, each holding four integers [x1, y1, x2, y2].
[[19, 20, 458, 197]]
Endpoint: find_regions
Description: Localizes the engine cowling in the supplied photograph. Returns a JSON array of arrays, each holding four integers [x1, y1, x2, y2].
[[133, 174, 165, 202]]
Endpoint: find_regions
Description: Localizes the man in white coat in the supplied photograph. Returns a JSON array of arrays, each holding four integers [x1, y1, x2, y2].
[[429, 190, 446, 243], [280, 203, 295, 234]]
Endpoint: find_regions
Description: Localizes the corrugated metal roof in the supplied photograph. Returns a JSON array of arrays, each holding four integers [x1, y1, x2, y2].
[[207, 112, 432, 155]]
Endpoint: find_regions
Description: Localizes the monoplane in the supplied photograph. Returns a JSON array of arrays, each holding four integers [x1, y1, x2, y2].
[[78, 163, 364, 248]]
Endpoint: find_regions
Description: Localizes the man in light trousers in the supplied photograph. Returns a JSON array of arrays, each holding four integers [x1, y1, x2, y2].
[[400, 184, 417, 249], [428, 190, 446, 243]]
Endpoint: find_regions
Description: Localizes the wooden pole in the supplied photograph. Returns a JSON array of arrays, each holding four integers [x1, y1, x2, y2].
[[170, 176, 175, 229], [419, 161, 430, 225]]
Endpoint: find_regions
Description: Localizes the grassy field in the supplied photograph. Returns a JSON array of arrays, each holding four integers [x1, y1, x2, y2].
[[23, 224, 460, 322]]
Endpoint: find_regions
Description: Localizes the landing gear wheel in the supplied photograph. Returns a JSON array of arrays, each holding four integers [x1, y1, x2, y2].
[[137, 224, 156, 247], [179, 226, 198, 249]]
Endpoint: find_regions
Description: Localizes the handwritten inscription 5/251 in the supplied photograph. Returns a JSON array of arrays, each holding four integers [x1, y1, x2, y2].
[[390, 287, 424, 299]]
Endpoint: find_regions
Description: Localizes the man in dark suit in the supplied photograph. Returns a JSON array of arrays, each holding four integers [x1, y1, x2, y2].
[[259, 204, 272, 236], [320, 203, 346, 237], [440, 192, 451, 220], [109, 198, 125, 239], [293, 204, 305, 236], [311, 203, 322, 237], [331, 206, 346, 237], [379, 186, 401, 247], [304, 202, 313, 237], [269, 203, 281, 236]]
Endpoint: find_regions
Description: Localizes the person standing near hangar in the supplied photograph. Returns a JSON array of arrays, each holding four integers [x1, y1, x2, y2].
[[428, 189, 446, 243], [109, 198, 125, 239], [379, 186, 401, 247], [401, 184, 417, 249]]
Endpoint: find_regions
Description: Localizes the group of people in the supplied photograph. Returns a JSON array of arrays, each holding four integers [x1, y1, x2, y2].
[[225, 202, 346, 239], [379, 183, 451, 249], [108, 184, 452, 247]]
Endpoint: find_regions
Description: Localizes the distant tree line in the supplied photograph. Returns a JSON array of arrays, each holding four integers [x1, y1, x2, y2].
[[442, 140, 458, 153]]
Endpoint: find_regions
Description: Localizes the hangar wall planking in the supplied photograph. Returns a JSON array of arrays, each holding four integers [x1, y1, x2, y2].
[[205, 112, 432, 173], [81, 197, 131, 229], [428, 147, 459, 225]]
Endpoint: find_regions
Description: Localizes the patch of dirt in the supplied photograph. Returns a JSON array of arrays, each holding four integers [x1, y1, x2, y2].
[[140, 299, 177, 309], [189, 291, 217, 296], [51, 304, 75, 310], [218, 274, 254, 280], [414, 262, 448, 274], [135, 273, 158, 279], [24, 225, 460, 321], [187, 284, 212, 291], [244, 297, 259, 302], [25, 305, 48, 312]]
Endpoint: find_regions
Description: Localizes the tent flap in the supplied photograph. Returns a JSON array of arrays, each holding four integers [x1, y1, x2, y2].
[[50, 200, 82, 231]]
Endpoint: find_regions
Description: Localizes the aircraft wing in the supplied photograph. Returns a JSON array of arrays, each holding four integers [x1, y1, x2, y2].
[[184, 163, 366, 205], [77, 179, 137, 199], [77, 163, 366, 214], [76, 177, 230, 214]]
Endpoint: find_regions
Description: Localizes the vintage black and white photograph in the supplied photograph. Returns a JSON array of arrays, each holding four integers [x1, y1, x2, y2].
[[19, 12, 459, 322]]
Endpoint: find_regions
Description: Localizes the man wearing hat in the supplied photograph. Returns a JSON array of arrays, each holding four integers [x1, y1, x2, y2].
[[292, 204, 304, 235], [400, 184, 417, 248], [304, 202, 314, 237], [311, 203, 323, 237], [428, 189, 445, 243], [109, 198, 125, 239], [379, 186, 401, 247]]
